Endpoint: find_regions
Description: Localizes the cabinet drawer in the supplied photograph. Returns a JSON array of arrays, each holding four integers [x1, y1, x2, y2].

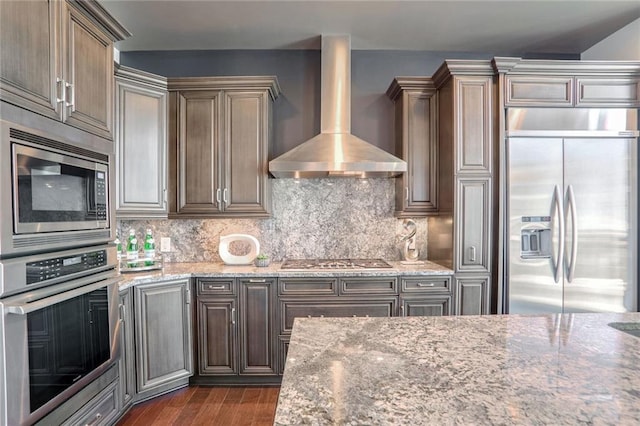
[[279, 278, 338, 296], [340, 277, 397, 295], [505, 76, 573, 106], [62, 380, 118, 426], [401, 277, 450, 293], [197, 279, 235, 295], [400, 295, 452, 317], [279, 298, 396, 334]]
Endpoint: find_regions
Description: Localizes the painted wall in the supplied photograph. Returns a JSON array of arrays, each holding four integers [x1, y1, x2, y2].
[[581, 18, 640, 60]]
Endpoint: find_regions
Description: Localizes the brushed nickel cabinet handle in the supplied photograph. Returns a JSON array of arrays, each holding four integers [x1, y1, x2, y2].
[[65, 81, 74, 110], [85, 412, 102, 426], [248, 279, 266, 283], [469, 246, 477, 263], [208, 285, 225, 290], [223, 188, 228, 203], [400, 304, 405, 317], [216, 188, 221, 205], [56, 78, 65, 104], [231, 308, 236, 325], [405, 187, 409, 201], [417, 282, 436, 287], [119, 303, 126, 323]]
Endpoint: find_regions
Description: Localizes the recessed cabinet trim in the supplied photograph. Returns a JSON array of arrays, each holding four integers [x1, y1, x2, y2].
[[505, 75, 573, 107], [456, 178, 491, 273], [576, 77, 640, 107], [455, 76, 493, 173]]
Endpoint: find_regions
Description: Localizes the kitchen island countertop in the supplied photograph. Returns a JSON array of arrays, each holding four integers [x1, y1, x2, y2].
[[117, 260, 452, 290], [275, 313, 640, 425]]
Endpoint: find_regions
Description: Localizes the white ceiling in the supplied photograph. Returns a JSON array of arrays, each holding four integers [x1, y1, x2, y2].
[[100, 0, 640, 55]]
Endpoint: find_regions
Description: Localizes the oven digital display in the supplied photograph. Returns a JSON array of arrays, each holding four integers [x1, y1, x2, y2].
[[62, 256, 82, 266]]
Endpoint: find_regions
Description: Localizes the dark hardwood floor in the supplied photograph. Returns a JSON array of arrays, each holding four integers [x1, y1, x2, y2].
[[117, 386, 280, 426]]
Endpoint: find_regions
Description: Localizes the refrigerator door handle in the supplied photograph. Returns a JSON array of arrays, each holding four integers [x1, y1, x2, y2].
[[553, 185, 565, 284], [566, 185, 578, 283]]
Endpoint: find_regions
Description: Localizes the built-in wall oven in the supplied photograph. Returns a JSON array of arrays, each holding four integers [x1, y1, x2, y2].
[[0, 120, 113, 258], [0, 244, 120, 425]]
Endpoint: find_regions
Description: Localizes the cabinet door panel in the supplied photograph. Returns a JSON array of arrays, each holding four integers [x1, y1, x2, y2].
[[63, 3, 113, 139], [280, 298, 396, 333], [198, 298, 237, 375], [456, 178, 490, 272], [239, 279, 276, 375], [177, 90, 222, 214], [115, 75, 167, 217], [505, 76, 573, 106], [401, 296, 452, 317], [224, 91, 270, 215], [134, 279, 193, 391], [455, 276, 489, 315], [0, 0, 59, 119], [576, 77, 639, 107], [455, 77, 492, 173]]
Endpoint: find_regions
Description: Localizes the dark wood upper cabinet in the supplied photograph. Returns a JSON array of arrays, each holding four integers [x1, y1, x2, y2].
[[168, 77, 280, 218], [387, 78, 438, 217], [0, 0, 129, 140]]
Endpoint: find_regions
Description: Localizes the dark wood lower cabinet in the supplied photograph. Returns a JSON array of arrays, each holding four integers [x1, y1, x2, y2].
[[400, 295, 452, 316], [197, 298, 237, 375], [194, 278, 277, 384], [239, 278, 277, 375]]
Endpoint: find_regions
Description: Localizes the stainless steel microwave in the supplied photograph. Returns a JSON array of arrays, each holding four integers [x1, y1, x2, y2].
[[0, 120, 113, 257]]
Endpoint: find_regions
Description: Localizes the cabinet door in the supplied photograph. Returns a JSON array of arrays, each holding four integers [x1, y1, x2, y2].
[[455, 76, 493, 174], [455, 276, 489, 315], [576, 77, 640, 107], [400, 296, 452, 317], [62, 2, 114, 139], [505, 76, 573, 107], [134, 279, 193, 392], [118, 289, 135, 410], [239, 278, 276, 375], [175, 90, 223, 215], [115, 72, 168, 218], [0, 0, 61, 120], [278, 335, 290, 375], [223, 90, 271, 216], [197, 297, 237, 375], [395, 90, 438, 216], [456, 178, 490, 273]]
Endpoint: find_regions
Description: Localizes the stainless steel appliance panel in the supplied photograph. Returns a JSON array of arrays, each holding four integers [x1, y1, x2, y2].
[[0, 120, 113, 257], [507, 137, 564, 313], [0, 269, 120, 425], [562, 138, 637, 312]]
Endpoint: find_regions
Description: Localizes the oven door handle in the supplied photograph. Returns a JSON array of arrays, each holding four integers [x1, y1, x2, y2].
[[4, 276, 121, 315]]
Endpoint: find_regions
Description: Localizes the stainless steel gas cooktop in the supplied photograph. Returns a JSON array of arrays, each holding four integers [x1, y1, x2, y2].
[[280, 259, 393, 270]]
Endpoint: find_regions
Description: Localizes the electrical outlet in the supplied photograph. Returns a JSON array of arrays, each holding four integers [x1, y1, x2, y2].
[[160, 237, 171, 252]]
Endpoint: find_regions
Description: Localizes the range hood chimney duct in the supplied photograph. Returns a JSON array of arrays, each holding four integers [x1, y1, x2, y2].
[[269, 35, 407, 178]]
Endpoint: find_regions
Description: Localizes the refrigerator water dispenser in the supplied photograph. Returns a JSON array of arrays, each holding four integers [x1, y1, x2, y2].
[[521, 216, 552, 259]]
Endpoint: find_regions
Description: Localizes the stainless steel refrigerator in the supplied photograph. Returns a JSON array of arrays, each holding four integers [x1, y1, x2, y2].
[[506, 108, 638, 314]]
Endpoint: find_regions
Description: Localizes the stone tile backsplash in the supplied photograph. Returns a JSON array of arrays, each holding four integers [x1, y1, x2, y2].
[[117, 178, 428, 262]]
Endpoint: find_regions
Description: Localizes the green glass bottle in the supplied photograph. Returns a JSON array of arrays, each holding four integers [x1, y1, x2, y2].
[[143, 229, 155, 266], [126, 229, 138, 267]]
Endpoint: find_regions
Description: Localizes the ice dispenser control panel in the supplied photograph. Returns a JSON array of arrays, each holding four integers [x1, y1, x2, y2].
[[521, 216, 552, 259]]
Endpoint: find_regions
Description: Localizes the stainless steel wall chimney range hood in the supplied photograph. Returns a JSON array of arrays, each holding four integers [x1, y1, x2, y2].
[[269, 35, 407, 178]]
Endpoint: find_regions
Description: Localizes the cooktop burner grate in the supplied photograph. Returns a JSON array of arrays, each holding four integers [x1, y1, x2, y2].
[[280, 258, 393, 269]]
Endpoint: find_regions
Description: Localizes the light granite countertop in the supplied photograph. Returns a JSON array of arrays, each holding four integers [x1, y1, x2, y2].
[[275, 313, 640, 425], [117, 260, 452, 290]]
